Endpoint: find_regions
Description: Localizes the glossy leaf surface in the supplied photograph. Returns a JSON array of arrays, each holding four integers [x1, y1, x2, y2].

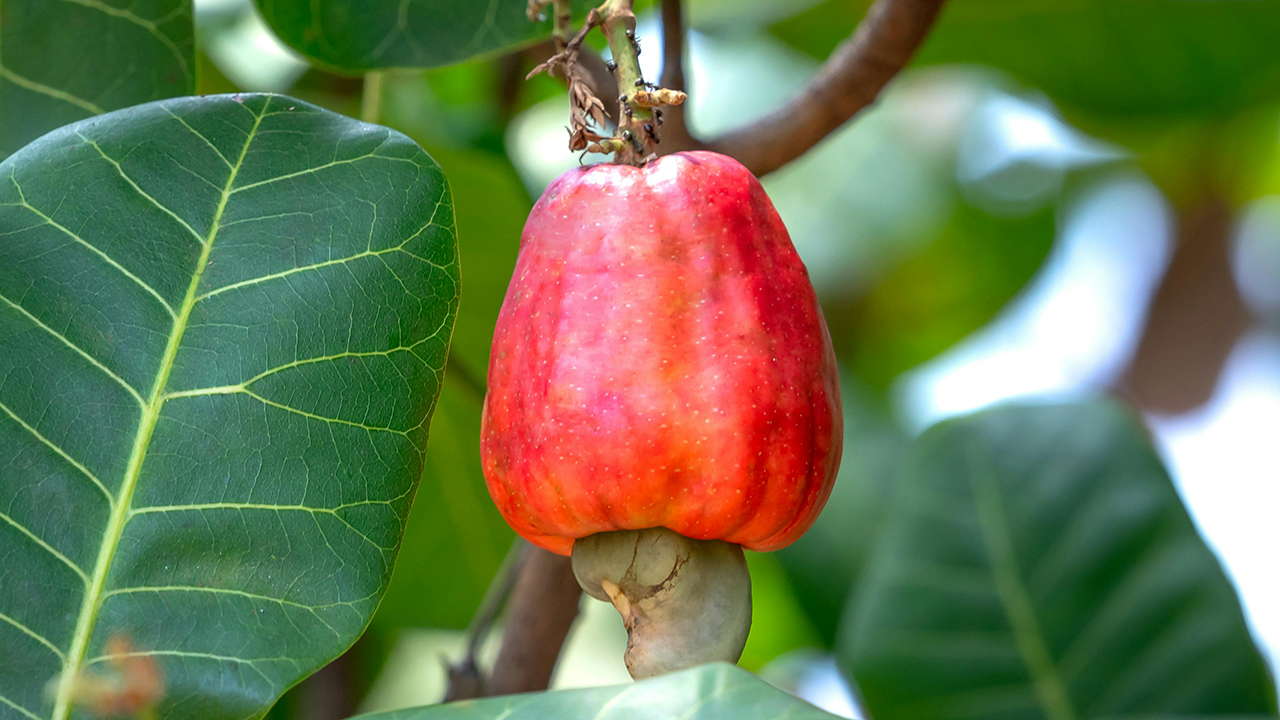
[[841, 401, 1277, 719], [254, 0, 579, 73], [0, 93, 459, 719], [0, 0, 194, 158], [775, 0, 1280, 118]]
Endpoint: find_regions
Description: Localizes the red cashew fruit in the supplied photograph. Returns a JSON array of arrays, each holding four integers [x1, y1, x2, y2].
[[480, 151, 842, 677]]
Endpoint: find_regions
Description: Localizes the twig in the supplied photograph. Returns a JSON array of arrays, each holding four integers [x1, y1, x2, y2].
[[361, 71, 386, 124], [527, 0, 573, 51], [445, 353, 487, 402], [443, 539, 528, 701], [526, 41, 620, 126], [660, 0, 685, 92], [1121, 191, 1247, 412], [657, 0, 694, 152], [696, 0, 948, 176], [485, 546, 583, 696], [496, 51, 527, 123], [296, 648, 358, 720], [595, 0, 686, 164]]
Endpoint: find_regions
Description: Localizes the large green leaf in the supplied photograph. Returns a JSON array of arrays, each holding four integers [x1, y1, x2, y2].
[[0, 0, 194, 159], [253, 0, 569, 74], [352, 663, 840, 719], [774, 0, 1280, 119], [840, 400, 1277, 719], [0, 93, 459, 719]]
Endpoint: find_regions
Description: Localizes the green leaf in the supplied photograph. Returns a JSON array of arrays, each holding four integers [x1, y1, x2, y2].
[[351, 663, 840, 719], [253, 0, 571, 74], [0, 0, 195, 159], [830, 200, 1056, 391], [774, 0, 1280, 119], [840, 400, 1278, 718], [739, 552, 823, 670], [0, 93, 459, 719]]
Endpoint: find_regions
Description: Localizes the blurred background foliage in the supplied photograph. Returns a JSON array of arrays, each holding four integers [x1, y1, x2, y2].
[[24, 0, 1279, 716]]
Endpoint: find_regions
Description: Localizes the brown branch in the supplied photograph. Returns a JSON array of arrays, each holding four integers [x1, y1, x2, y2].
[[485, 546, 582, 696], [655, 0, 696, 152], [294, 647, 359, 720], [1121, 194, 1250, 413], [496, 52, 528, 123], [664, 0, 947, 177], [660, 0, 686, 92], [443, 540, 528, 701], [445, 353, 486, 401]]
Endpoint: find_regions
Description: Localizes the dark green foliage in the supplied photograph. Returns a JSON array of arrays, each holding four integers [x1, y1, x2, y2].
[[774, 0, 1280, 120], [0, 0, 194, 158], [841, 401, 1277, 719], [254, 0, 589, 74], [0, 93, 459, 719]]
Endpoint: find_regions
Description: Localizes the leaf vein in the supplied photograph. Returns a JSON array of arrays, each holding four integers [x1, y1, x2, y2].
[[0, 510, 89, 584], [0, 610, 66, 662], [159, 107, 233, 168], [0, 66, 103, 114], [51, 96, 272, 720], [968, 446, 1078, 720], [0, 693, 43, 720], [0, 400, 114, 506], [11, 180, 178, 318], [55, 0, 190, 81], [0, 291, 147, 406], [76, 133, 206, 247], [228, 148, 421, 195]]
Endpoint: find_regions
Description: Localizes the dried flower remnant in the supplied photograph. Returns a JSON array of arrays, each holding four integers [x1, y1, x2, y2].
[[47, 634, 164, 719]]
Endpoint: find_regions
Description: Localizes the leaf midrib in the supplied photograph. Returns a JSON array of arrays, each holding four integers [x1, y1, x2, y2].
[[49, 98, 270, 720], [967, 443, 1079, 720]]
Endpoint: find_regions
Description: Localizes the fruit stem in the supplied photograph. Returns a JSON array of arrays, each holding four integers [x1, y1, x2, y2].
[[525, 0, 686, 165], [598, 0, 649, 165]]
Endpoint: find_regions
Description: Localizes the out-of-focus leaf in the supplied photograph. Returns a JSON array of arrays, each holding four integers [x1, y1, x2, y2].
[[831, 200, 1056, 391], [373, 376, 514, 630], [253, 0, 593, 73], [0, 0, 195, 158], [352, 663, 840, 719], [426, 147, 528, 379], [0, 93, 458, 719], [774, 0, 1280, 119], [740, 552, 823, 671], [776, 376, 907, 645], [686, 0, 826, 30], [841, 400, 1278, 718], [373, 146, 527, 630]]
